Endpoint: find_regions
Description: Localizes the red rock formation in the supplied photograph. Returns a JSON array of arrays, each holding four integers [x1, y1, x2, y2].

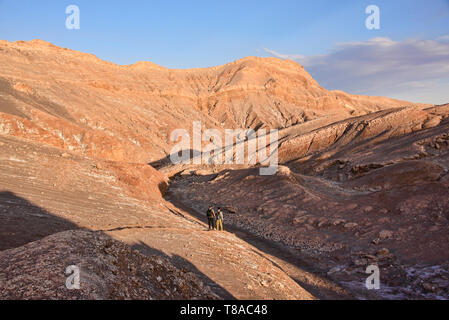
[[1, 39, 447, 300], [0, 39, 426, 163]]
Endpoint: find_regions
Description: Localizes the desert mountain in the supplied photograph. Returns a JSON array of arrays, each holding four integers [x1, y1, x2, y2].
[[0, 39, 426, 163], [1, 39, 448, 300]]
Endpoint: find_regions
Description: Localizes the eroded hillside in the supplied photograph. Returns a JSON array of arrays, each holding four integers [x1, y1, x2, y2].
[[169, 104, 449, 299], [1, 39, 447, 300], [0, 134, 320, 299], [0, 39, 426, 163]]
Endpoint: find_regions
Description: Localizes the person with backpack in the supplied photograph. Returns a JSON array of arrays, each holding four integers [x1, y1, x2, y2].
[[216, 207, 224, 231], [206, 205, 216, 230]]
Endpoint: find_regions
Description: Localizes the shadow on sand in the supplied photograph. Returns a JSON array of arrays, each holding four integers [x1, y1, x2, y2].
[[132, 241, 235, 299], [149, 149, 202, 170], [0, 191, 82, 251], [0, 190, 234, 299], [161, 169, 354, 300]]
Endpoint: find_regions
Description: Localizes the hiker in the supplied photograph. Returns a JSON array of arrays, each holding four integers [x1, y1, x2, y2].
[[206, 205, 216, 230], [216, 207, 224, 231]]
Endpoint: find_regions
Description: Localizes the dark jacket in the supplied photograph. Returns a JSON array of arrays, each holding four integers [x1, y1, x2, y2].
[[207, 208, 215, 219]]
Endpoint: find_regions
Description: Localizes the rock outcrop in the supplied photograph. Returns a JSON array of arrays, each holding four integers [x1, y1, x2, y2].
[[1, 39, 447, 300], [0, 230, 216, 300], [0, 39, 426, 163]]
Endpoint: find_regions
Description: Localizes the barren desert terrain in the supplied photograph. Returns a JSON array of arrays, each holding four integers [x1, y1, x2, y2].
[[0, 39, 448, 299]]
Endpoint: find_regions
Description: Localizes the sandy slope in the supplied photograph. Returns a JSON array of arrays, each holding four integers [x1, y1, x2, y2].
[[169, 105, 449, 299], [0, 39, 426, 162], [0, 135, 315, 299], [1, 39, 447, 300]]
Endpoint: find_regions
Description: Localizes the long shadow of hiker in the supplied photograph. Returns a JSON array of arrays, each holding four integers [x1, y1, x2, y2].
[[0, 191, 82, 251], [1, 190, 233, 300], [132, 241, 235, 299]]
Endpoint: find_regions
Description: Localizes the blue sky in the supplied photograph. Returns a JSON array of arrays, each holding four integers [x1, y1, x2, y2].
[[0, 0, 448, 103]]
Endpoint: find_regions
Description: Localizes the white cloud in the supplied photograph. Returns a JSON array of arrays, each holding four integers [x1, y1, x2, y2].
[[265, 37, 449, 104], [263, 48, 306, 61], [437, 35, 449, 42]]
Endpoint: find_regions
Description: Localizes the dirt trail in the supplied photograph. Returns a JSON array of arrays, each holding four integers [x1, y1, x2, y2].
[[0, 135, 316, 300], [164, 187, 354, 300], [107, 199, 316, 300]]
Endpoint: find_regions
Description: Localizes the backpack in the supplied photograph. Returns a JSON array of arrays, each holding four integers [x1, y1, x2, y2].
[[207, 208, 214, 218]]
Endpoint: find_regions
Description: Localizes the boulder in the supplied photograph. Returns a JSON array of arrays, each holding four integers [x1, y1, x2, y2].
[[379, 230, 394, 240]]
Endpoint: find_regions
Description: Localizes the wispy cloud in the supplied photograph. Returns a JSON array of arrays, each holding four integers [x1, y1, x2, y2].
[[437, 35, 449, 42], [265, 37, 449, 104], [263, 48, 306, 61]]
